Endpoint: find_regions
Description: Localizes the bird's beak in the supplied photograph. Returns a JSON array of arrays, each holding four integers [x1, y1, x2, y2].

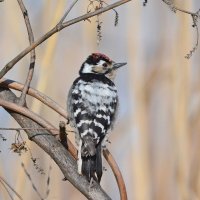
[[112, 62, 127, 70]]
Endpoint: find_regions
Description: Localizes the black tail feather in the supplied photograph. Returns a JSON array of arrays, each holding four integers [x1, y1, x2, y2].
[[96, 144, 102, 182], [82, 155, 96, 182], [81, 144, 102, 183]]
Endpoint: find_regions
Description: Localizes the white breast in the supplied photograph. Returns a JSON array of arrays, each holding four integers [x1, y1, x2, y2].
[[77, 80, 117, 113]]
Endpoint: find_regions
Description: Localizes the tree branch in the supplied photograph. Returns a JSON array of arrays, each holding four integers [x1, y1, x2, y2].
[[0, 176, 23, 200], [0, 0, 131, 79], [17, 0, 36, 106], [162, 0, 200, 58], [103, 149, 128, 200], [0, 88, 111, 200], [57, 0, 79, 26], [0, 78, 68, 119], [0, 98, 58, 137], [0, 179, 15, 200]]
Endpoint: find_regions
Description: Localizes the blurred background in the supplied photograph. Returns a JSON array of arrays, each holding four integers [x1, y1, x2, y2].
[[0, 0, 200, 199]]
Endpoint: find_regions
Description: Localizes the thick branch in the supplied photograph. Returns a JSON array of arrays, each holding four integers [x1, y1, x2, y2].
[[0, 88, 111, 200], [17, 0, 36, 106], [0, 0, 131, 78]]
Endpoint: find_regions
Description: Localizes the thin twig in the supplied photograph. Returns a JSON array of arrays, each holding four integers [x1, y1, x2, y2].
[[0, 127, 75, 133], [174, 6, 198, 16], [103, 149, 127, 200], [162, 0, 199, 17], [185, 13, 199, 59], [57, 0, 79, 26], [17, 0, 36, 106], [0, 79, 128, 199], [0, 127, 56, 131], [21, 163, 43, 200], [0, 176, 23, 200], [162, 0, 200, 58], [44, 165, 52, 199], [0, 0, 131, 79], [0, 180, 14, 200]]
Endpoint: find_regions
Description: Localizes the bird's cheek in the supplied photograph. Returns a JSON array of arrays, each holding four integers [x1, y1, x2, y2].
[[92, 66, 104, 73]]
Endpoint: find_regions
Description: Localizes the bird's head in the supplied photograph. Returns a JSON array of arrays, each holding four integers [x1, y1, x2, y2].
[[79, 53, 126, 80]]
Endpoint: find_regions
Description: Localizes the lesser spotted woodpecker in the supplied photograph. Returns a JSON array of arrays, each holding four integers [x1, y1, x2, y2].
[[67, 53, 126, 182]]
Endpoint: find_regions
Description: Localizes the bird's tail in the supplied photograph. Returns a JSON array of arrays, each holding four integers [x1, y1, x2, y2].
[[81, 143, 102, 182]]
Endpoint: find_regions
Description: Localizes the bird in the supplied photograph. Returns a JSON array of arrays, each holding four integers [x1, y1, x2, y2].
[[67, 53, 126, 183]]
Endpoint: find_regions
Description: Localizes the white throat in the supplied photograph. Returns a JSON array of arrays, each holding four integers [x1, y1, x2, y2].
[[82, 63, 93, 73]]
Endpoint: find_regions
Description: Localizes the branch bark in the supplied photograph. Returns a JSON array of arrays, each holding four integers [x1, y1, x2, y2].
[[0, 87, 111, 200], [0, 0, 131, 79]]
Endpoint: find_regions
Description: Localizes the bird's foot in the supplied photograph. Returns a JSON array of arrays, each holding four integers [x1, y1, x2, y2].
[[62, 177, 68, 181], [103, 166, 107, 171], [106, 139, 111, 144], [89, 178, 95, 192]]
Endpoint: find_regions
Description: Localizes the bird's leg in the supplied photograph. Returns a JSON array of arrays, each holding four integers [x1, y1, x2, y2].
[[67, 117, 76, 128], [89, 177, 96, 192], [66, 116, 70, 124], [77, 139, 82, 174], [62, 177, 68, 181]]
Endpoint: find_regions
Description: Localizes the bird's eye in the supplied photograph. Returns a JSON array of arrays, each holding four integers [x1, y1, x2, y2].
[[103, 63, 108, 68]]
